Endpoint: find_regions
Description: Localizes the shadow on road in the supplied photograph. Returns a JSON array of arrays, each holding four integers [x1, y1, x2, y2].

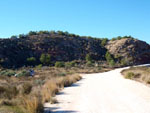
[[50, 110, 77, 113], [44, 107, 78, 113]]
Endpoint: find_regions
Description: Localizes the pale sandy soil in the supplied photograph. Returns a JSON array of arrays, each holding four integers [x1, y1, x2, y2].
[[44, 67, 150, 113]]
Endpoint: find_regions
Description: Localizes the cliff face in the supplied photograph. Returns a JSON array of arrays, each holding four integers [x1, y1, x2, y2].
[[105, 38, 150, 64]]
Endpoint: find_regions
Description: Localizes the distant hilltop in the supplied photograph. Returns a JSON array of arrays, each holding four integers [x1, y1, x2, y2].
[[0, 30, 150, 68]]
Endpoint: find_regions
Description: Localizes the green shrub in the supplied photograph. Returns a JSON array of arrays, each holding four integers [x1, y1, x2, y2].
[[86, 61, 93, 67], [120, 59, 127, 66], [36, 64, 42, 69], [55, 62, 65, 68], [85, 54, 92, 62], [125, 72, 135, 79], [109, 59, 115, 67], [105, 51, 116, 66], [28, 31, 37, 35], [11, 35, 17, 39], [101, 38, 108, 46], [97, 66, 102, 70], [57, 31, 65, 35], [16, 70, 30, 77], [40, 54, 51, 65], [111, 38, 117, 41], [27, 57, 36, 65], [0, 70, 16, 77], [65, 61, 76, 68]]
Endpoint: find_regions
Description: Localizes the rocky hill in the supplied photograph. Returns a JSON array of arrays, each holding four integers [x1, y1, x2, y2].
[[0, 31, 150, 68], [105, 38, 150, 65], [0, 31, 106, 68]]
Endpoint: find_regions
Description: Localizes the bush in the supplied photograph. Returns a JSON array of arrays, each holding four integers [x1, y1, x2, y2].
[[101, 38, 108, 46], [109, 59, 115, 67], [36, 64, 42, 69], [0, 85, 18, 99], [105, 51, 114, 63], [85, 54, 92, 62], [55, 62, 65, 68], [34, 79, 45, 86], [11, 35, 17, 39], [40, 54, 51, 65], [16, 70, 30, 77], [125, 72, 135, 79], [28, 31, 37, 35], [57, 31, 65, 35], [22, 96, 43, 113], [120, 59, 127, 66], [0, 70, 16, 77], [22, 83, 32, 94], [19, 34, 27, 39], [27, 57, 36, 65], [86, 61, 93, 67], [65, 61, 76, 68], [111, 38, 117, 41], [57, 72, 66, 77]]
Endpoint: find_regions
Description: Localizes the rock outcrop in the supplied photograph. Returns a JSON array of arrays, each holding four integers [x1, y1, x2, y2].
[[105, 38, 150, 64], [0, 33, 106, 68], [0, 31, 150, 68]]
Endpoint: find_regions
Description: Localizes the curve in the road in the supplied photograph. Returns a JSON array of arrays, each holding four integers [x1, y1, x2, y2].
[[44, 67, 150, 113]]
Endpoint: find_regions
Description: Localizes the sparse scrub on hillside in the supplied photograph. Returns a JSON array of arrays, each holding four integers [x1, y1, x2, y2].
[[65, 61, 76, 68], [111, 36, 134, 41], [55, 61, 65, 67]]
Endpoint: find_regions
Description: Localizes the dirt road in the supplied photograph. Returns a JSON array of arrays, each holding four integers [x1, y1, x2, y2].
[[44, 67, 150, 113]]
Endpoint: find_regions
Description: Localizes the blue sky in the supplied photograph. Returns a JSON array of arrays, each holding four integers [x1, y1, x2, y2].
[[0, 0, 150, 43]]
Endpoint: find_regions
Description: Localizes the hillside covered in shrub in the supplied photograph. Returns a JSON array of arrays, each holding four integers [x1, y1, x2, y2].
[[0, 30, 150, 68]]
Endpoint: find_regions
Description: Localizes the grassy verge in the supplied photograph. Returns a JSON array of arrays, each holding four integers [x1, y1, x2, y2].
[[0, 65, 111, 113], [121, 66, 150, 84]]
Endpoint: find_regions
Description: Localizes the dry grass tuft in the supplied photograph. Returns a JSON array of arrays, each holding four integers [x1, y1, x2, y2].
[[0, 66, 88, 113], [122, 66, 150, 84], [22, 96, 43, 113]]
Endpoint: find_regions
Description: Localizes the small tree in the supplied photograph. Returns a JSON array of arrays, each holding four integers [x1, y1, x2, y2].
[[57, 31, 65, 35], [101, 38, 108, 46], [85, 54, 92, 62], [105, 51, 113, 62], [19, 34, 26, 39], [11, 35, 17, 39], [40, 54, 51, 65], [27, 57, 36, 65], [40, 54, 46, 64], [28, 31, 37, 35], [109, 59, 115, 67], [45, 54, 51, 64], [105, 51, 115, 66]]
